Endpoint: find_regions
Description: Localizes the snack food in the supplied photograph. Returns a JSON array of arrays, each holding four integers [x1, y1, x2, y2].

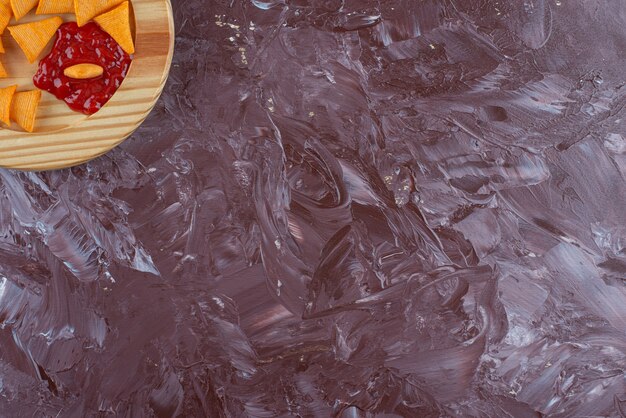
[[0, 0, 135, 132], [10, 0, 37, 21], [8, 16, 63, 63], [10, 89, 41, 132], [64, 63, 104, 79], [74, 0, 124, 27], [0, 84, 16, 125], [93, 1, 133, 54], [0, 0, 11, 32], [36, 0, 74, 15], [34, 22, 132, 115]]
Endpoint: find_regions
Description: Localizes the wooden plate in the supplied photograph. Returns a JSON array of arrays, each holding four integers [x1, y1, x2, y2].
[[0, 0, 174, 171]]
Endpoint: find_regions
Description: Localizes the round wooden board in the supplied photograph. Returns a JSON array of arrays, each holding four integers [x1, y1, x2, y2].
[[0, 0, 174, 171]]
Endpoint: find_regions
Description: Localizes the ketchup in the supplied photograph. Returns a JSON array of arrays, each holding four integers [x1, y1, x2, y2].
[[33, 22, 132, 115]]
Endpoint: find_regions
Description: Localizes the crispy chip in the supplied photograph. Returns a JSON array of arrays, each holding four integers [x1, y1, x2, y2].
[[0, 37, 4, 53], [0, 60, 6, 77], [94, 1, 133, 54], [36, 0, 74, 15], [74, 0, 124, 27], [10, 0, 37, 21], [64, 63, 104, 79], [0, 84, 15, 125], [0, 0, 12, 33], [9, 16, 63, 63], [11, 90, 41, 132]]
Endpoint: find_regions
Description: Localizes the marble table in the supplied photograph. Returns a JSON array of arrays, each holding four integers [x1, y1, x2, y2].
[[1, 0, 625, 416]]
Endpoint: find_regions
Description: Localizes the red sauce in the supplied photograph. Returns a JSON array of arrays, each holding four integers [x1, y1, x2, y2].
[[33, 22, 132, 115]]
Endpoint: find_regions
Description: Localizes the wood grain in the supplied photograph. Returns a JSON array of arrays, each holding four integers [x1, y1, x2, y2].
[[0, 0, 174, 171]]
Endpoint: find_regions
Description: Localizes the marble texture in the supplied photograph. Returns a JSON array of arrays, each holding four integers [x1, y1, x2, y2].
[[0, 0, 625, 416]]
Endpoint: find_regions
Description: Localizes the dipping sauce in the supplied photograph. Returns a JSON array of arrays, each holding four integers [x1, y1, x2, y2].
[[33, 22, 132, 115]]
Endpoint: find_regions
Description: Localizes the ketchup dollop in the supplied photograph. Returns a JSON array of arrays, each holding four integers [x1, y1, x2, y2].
[[33, 22, 132, 115]]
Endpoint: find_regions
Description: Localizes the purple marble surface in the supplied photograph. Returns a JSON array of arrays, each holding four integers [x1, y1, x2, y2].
[[1, 0, 626, 416]]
